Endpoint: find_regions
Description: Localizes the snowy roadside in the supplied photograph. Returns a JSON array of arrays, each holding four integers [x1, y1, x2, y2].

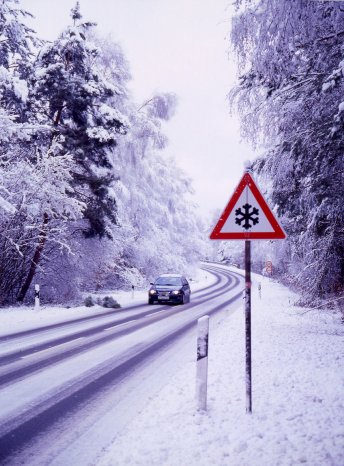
[[95, 268, 344, 466], [0, 269, 214, 337]]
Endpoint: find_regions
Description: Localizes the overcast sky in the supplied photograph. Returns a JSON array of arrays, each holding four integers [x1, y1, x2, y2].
[[21, 0, 254, 219]]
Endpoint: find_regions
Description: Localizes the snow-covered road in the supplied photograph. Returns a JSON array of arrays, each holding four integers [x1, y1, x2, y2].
[[0, 264, 244, 465]]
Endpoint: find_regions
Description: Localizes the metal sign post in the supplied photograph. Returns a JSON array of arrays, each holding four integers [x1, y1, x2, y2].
[[209, 167, 286, 415], [245, 240, 252, 413]]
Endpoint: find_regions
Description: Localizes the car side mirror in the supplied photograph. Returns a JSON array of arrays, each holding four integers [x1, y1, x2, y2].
[[150, 282, 154, 285]]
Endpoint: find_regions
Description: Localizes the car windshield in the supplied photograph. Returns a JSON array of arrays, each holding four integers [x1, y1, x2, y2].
[[155, 276, 182, 286]]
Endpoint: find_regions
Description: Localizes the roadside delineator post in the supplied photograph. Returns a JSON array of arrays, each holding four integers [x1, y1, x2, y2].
[[196, 315, 209, 410], [34, 284, 40, 309]]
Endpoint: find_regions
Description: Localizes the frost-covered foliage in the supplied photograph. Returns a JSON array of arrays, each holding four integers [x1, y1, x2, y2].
[[0, 2, 205, 305], [1, 3, 127, 303], [27, 15, 128, 239], [0, 0, 39, 115], [113, 112, 205, 282], [0, 0, 50, 304], [56, 39, 205, 294], [229, 0, 344, 303]]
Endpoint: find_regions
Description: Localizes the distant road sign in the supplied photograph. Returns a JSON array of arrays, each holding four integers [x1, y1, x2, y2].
[[265, 260, 273, 275], [210, 172, 286, 240]]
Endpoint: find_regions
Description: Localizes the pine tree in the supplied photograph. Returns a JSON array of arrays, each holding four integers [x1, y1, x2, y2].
[[16, 4, 128, 302]]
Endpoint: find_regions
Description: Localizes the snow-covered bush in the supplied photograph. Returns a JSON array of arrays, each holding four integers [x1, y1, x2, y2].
[[99, 296, 120, 309], [84, 296, 94, 307]]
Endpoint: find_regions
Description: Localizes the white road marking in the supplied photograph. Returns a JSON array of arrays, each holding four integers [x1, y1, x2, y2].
[[103, 320, 137, 331], [145, 310, 168, 318], [21, 337, 85, 359]]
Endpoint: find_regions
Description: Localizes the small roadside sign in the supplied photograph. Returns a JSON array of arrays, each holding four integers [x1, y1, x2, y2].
[[210, 172, 286, 240], [265, 260, 273, 275]]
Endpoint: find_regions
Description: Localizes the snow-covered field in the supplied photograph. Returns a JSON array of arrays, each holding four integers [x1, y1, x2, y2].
[[92, 267, 343, 466], [0, 266, 343, 466]]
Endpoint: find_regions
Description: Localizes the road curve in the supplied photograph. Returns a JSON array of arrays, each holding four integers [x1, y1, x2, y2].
[[0, 263, 244, 464]]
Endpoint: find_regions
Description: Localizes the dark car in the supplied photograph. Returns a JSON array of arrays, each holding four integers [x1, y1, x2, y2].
[[148, 274, 191, 305]]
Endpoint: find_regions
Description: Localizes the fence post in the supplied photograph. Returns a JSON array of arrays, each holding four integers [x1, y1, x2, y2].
[[34, 284, 40, 309], [196, 315, 209, 410]]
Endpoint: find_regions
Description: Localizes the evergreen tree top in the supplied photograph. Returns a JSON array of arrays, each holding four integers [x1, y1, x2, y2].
[[68, 2, 96, 37], [71, 2, 82, 24]]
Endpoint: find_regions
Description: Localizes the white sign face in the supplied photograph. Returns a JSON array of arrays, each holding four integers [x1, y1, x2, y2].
[[220, 187, 275, 234], [210, 172, 286, 240]]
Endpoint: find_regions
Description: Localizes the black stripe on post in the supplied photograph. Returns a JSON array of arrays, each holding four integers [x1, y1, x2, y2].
[[197, 334, 208, 361]]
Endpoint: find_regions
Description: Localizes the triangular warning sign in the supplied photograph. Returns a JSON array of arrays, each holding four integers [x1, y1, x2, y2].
[[210, 172, 286, 240]]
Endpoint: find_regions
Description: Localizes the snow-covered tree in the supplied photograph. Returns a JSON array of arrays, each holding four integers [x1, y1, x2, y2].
[[0, 0, 39, 117], [66, 86, 206, 290], [109, 90, 206, 283], [0, 0, 44, 304], [12, 5, 130, 302], [0, 5, 207, 305], [0, 151, 86, 304], [0, 4, 128, 304], [27, 6, 128, 235], [229, 0, 344, 302], [63, 34, 207, 289]]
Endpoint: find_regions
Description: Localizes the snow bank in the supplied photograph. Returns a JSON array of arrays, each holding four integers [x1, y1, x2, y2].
[[0, 269, 212, 336], [96, 273, 344, 466]]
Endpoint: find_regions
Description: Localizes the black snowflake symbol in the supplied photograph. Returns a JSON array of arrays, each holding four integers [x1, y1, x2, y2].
[[235, 203, 259, 230]]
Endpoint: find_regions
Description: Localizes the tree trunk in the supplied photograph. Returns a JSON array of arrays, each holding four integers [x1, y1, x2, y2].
[[17, 212, 49, 303], [17, 105, 62, 304]]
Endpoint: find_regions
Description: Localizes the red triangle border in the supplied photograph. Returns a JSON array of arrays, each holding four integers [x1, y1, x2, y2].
[[210, 172, 286, 240]]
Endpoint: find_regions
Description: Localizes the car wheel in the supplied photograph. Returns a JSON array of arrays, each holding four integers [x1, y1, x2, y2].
[[148, 298, 155, 305]]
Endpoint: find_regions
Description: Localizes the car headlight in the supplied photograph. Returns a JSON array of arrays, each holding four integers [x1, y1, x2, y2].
[[149, 290, 157, 295], [171, 290, 181, 295]]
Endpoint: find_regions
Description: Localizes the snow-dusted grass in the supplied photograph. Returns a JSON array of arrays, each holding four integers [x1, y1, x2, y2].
[[96, 269, 344, 466]]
